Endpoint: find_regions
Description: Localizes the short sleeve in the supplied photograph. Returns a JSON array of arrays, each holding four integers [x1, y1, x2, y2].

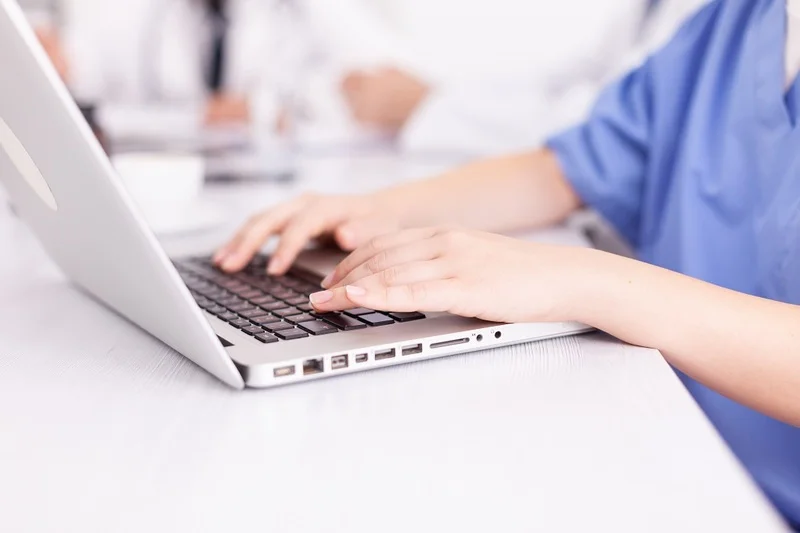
[[546, 63, 654, 246], [546, 0, 723, 247]]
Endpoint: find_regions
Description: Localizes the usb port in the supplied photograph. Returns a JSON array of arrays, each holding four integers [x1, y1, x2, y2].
[[355, 353, 368, 364], [331, 355, 349, 370], [402, 343, 423, 356], [374, 348, 396, 361], [303, 358, 324, 375], [273, 365, 296, 378]]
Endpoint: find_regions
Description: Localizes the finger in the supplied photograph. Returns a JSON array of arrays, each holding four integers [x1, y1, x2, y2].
[[333, 216, 401, 251], [268, 209, 343, 275], [215, 203, 298, 271], [322, 228, 438, 288], [310, 280, 455, 314], [331, 242, 442, 289]]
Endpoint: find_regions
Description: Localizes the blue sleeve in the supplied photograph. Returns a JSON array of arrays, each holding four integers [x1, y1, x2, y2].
[[546, 1, 722, 246], [547, 67, 653, 245]]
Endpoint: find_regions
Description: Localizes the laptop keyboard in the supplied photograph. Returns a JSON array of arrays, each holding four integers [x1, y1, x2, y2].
[[174, 256, 426, 344]]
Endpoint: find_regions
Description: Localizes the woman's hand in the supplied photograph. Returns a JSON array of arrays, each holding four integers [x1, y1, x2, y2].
[[309, 227, 588, 324], [214, 193, 403, 275]]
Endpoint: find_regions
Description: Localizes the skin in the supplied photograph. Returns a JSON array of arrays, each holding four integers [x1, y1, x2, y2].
[[341, 67, 430, 131], [204, 93, 251, 125], [35, 27, 70, 81], [215, 148, 800, 428], [34, 29, 251, 127]]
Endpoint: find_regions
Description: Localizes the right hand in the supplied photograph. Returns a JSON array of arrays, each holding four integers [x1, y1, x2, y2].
[[213, 194, 403, 275]]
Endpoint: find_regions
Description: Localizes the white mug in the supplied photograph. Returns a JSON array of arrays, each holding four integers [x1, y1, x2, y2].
[[112, 152, 206, 233]]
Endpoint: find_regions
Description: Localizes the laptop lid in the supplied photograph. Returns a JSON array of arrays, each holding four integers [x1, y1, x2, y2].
[[0, 0, 244, 388]]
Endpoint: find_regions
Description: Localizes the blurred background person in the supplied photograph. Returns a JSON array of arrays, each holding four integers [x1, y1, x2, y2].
[[297, 0, 707, 155], [24, 0, 706, 156], [20, 0, 290, 132]]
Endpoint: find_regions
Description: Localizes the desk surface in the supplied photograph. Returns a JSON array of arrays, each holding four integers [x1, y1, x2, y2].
[[0, 153, 786, 532]]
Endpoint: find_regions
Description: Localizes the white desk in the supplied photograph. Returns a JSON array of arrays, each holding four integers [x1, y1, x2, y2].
[[0, 153, 786, 533]]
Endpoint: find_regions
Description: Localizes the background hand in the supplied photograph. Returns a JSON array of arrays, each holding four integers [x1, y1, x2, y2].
[[214, 194, 403, 275], [204, 94, 251, 125], [341, 67, 429, 131]]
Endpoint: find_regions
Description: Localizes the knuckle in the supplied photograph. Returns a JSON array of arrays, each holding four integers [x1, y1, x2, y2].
[[381, 266, 401, 286], [408, 283, 428, 303], [366, 251, 388, 274]]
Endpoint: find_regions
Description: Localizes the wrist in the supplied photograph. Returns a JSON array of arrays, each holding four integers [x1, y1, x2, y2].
[[557, 247, 621, 325]]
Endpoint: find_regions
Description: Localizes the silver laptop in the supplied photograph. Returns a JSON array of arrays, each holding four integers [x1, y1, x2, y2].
[[0, 0, 591, 389]]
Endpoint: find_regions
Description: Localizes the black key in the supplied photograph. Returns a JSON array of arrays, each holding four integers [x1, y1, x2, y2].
[[208, 305, 228, 316], [285, 296, 308, 306], [275, 328, 310, 340], [238, 289, 263, 300], [321, 313, 368, 331], [242, 326, 266, 336], [297, 303, 313, 312], [297, 283, 321, 295], [255, 333, 279, 344], [231, 286, 258, 298], [221, 281, 249, 291], [205, 288, 228, 299], [357, 313, 395, 327], [298, 320, 339, 336], [273, 288, 298, 299], [388, 312, 426, 323], [251, 281, 281, 293], [219, 312, 239, 322], [272, 307, 301, 318], [344, 307, 375, 317], [286, 313, 316, 324], [239, 308, 267, 319], [219, 296, 243, 306], [230, 318, 253, 329], [251, 315, 281, 325], [265, 321, 295, 332], [250, 295, 277, 306], [229, 302, 257, 313], [259, 301, 288, 311]]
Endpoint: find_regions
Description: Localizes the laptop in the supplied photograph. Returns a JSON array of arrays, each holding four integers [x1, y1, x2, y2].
[[0, 0, 591, 389]]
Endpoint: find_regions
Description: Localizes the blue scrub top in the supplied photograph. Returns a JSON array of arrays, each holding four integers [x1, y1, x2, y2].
[[548, 0, 800, 526]]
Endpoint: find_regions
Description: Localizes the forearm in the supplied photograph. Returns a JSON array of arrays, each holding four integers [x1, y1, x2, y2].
[[576, 250, 800, 427], [373, 148, 581, 233]]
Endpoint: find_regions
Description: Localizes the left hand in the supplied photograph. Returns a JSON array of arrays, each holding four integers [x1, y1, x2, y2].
[[309, 227, 589, 324], [205, 94, 250, 125], [341, 67, 430, 131]]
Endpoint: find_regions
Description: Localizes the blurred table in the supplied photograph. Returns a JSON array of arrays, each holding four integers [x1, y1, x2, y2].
[[0, 151, 787, 533]]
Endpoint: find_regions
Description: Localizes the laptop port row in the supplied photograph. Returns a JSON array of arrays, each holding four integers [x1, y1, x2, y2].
[[271, 337, 475, 379]]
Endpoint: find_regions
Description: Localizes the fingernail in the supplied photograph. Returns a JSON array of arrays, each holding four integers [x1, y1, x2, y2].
[[213, 250, 228, 264], [267, 257, 283, 275], [338, 229, 355, 249], [346, 285, 367, 297], [320, 272, 334, 288], [221, 254, 240, 271], [310, 291, 333, 305]]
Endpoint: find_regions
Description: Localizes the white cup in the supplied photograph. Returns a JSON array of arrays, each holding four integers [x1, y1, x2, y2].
[[112, 152, 206, 233]]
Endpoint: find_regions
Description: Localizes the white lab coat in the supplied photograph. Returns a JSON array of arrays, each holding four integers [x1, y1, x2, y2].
[[60, 0, 706, 153], [62, 0, 283, 125]]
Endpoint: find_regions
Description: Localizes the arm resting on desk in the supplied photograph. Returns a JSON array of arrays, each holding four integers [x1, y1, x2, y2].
[[578, 251, 800, 428]]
